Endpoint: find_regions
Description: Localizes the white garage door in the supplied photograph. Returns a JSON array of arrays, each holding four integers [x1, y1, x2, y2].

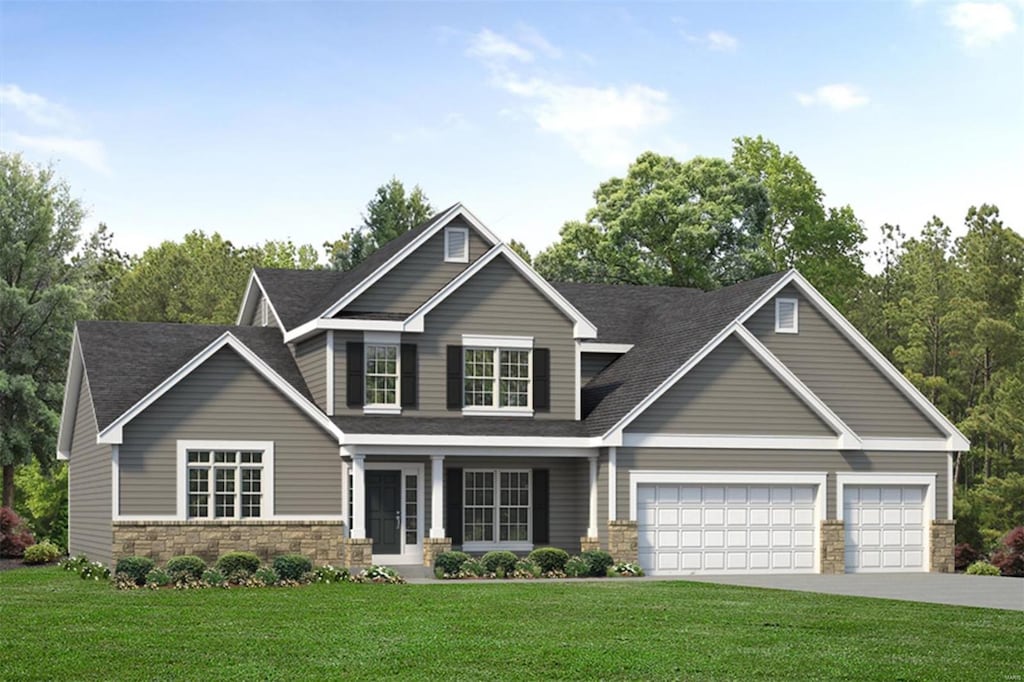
[[637, 483, 818, 575], [844, 485, 926, 573]]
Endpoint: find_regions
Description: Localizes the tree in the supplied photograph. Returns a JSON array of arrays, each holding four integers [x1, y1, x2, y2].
[[731, 136, 866, 309], [252, 239, 321, 270], [325, 178, 432, 271], [534, 151, 771, 288], [508, 239, 532, 264], [0, 154, 88, 508]]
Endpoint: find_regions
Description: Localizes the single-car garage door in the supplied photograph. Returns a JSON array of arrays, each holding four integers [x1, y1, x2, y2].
[[844, 485, 927, 573], [637, 483, 819, 575]]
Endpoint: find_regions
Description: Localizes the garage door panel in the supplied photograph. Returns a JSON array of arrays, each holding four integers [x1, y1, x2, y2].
[[844, 485, 927, 573], [638, 482, 819, 575]]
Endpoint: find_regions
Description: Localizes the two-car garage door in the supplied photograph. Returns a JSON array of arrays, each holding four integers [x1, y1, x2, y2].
[[637, 483, 818, 575]]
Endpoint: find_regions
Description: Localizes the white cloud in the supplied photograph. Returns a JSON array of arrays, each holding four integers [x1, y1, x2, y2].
[[8, 133, 110, 174], [706, 31, 739, 52], [466, 28, 533, 63], [515, 24, 563, 59], [946, 2, 1017, 46], [0, 83, 76, 129], [796, 84, 870, 111]]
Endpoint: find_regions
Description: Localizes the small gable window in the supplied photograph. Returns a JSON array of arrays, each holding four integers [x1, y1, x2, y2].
[[445, 226, 469, 263], [775, 297, 799, 333]]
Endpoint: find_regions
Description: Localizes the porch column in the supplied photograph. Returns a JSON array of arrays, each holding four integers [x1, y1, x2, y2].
[[608, 446, 617, 520], [430, 455, 445, 538], [588, 454, 599, 538], [350, 454, 366, 539]]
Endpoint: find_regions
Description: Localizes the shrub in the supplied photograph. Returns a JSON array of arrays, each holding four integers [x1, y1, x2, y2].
[[60, 555, 90, 574], [513, 558, 541, 578], [14, 459, 68, 553], [352, 565, 405, 584], [23, 540, 61, 565], [165, 555, 207, 582], [215, 551, 261, 578], [145, 568, 172, 587], [991, 526, 1024, 577], [459, 557, 487, 577], [115, 556, 155, 586], [201, 568, 227, 587], [434, 550, 470, 576], [80, 561, 110, 581], [0, 507, 35, 558], [312, 565, 349, 584], [253, 567, 280, 586], [564, 555, 589, 577], [527, 547, 569, 573], [481, 550, 518, 575], [609, 562, 645, 577], [273, 554, 313, 581], [954, 543, 980, 572], [580, 549, 614, 577], [965, 560, 1001, 576]]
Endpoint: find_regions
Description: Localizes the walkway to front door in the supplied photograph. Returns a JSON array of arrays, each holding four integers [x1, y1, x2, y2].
[[366, 470, 401, 555]]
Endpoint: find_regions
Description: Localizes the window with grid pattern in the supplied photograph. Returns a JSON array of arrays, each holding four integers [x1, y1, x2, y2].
[[365, 344, 399, 405], [464, 347, 530, 409], [187, 449, 264, 519], [464, 470, 530, 546]]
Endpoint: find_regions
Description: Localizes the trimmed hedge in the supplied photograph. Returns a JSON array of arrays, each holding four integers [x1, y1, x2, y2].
[[115, 556, 155, 585], [165, 555, 206, 582], [23, 540, 61, 565], [580, 549, 614, 577], [481, 550, 518, 575], [215, 551, 261, 578], [435, 551, 471, 576], [273, 554, 313, 581], [527, 547, 569, 573]]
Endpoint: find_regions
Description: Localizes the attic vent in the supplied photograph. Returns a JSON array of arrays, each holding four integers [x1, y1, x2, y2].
[[775, 297, 798, 333], [445, 226, 469, 263]]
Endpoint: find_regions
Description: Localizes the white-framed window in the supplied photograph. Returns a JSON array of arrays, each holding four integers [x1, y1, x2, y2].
[[775, 297, 799, 333], [187, 448, 266, 519], [365, 344, 399, 406], [444, 226, 469, 263], [463, 469, 531, 549], [462, 336, 533, 414]]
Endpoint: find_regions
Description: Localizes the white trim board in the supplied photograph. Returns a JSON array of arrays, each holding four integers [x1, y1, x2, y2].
[[835, 472, 937, 523], [56, 329, 85, 459], [581, 342, 634, 354], [235, 270, 286, 330], [95, 332, 344, 445], [174, 439, 276, 521]]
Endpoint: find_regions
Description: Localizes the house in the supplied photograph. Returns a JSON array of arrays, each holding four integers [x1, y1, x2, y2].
[[58, 204, 967, 575]]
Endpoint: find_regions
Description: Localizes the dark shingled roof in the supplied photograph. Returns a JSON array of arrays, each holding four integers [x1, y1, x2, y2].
[[553, 282, 702, 344], [256, 204, 459, 331], [332, 415, 588, 437], [76, 321, 312, 431], [571, 272, 790, 436]]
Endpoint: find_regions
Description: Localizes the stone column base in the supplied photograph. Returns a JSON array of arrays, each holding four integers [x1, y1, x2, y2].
[[423, 537, 452, 567], [820, 519, 845, 574], [580, 537, 600, 553], [343, 538, 373, 570], [930, 519, 955, 573], [607, 520, 638, 564]]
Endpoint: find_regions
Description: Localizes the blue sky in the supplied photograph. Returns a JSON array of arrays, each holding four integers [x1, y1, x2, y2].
[[2, 2, 1021, 264]]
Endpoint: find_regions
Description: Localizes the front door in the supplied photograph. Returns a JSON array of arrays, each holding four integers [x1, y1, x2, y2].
[[366, 470, 402, 555]]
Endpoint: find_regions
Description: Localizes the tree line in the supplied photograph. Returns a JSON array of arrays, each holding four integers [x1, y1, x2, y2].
[[2, 143, 1020, 554]]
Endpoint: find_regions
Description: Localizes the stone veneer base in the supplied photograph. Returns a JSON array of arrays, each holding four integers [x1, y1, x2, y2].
[[112, 520, 344, 566], [423, 538, 452, 568], [580, 537, 600, 553], [820, 520, 845, 574], [343, 538, 373, 569], [607, 520, 638, 564], [930, 519, 955, 573]]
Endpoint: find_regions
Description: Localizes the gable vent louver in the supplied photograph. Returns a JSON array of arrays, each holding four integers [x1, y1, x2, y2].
[[445, 227, 469, 263]]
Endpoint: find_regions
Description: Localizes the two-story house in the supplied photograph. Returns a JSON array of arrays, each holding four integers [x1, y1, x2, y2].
[[58, 204, 967, 575]]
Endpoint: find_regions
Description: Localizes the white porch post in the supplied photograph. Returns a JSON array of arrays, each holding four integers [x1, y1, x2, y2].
[[430, 455, 446, 539], [350, 454, 366, 539], [588, 454, 598, 537], [608, 447, 617, 521]]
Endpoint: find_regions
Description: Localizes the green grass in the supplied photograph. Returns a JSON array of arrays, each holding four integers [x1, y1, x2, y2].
[[1, 568, 1021, 680]]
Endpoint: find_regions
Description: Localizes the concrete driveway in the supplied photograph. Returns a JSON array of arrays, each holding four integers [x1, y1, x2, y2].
[[677, 573, 1024, 611]]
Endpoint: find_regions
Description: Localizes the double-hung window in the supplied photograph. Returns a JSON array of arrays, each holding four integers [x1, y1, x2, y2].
[[463, 469, 531, 549], [187, 448, 265, 519], [462, 336, 532, 413], [365, 344, 399, 406]]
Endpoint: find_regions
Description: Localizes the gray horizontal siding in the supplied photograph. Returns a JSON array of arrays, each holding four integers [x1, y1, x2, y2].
[[348, 219, 492, 315], [119, 348, 342, 517], [614, 448, 950, 520], [68, 371, 113, 565], [444, 456, 588, 554], [626, 336, 835, 436], [745, 286, 944, 438], [581, 352, 621, 386], [294, 334, 327, 411]]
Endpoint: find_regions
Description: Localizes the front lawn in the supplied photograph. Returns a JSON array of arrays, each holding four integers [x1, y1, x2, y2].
[[0, 567, 1020, 680]]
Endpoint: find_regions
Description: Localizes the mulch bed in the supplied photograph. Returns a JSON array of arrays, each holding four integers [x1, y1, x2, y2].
[[0, 558, 52, 572]]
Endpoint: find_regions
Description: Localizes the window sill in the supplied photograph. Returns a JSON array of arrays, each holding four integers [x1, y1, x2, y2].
[[462, 541, 534, 553], [364, 405, 402, 415], [461, 407, 534, 417]]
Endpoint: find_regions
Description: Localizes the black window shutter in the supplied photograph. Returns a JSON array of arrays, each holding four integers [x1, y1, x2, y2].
[[400, 343, 417, 408], [346, 342, 364, 408], [445, 468, 463, 545], [446, 345, 463, 410], [533, 348, 551, 411], [532, 469, 549, 545]]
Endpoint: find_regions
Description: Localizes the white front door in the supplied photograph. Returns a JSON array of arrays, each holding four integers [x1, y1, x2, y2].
[[637, 483, 819, 575], [843, 485, 927, 573]]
